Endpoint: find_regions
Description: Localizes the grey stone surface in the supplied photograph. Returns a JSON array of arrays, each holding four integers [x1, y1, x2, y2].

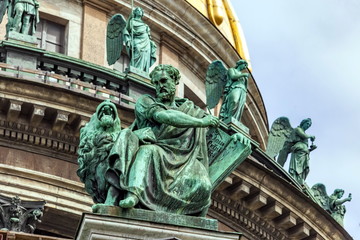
[[126, 65, 150, 79], [92, 206, 218, 231], [7, 31, 37, 46], [6, 50, 37, 70], [75, 213, 241, 240]]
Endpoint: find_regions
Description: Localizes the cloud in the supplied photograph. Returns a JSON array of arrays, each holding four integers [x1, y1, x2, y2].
[[233, 0, 360, 238]]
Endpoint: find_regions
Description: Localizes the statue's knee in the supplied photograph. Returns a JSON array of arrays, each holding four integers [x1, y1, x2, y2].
[[138, 145, 157, 155], [23, 15, 31, 22], [15, 8, 24, 16]]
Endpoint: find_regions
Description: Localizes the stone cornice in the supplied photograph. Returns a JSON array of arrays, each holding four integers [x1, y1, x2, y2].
[[0, 164, 92, 216], [211, 158, 353, 240]]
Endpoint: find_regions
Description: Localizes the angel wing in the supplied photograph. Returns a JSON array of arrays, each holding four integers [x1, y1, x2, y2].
[[106, 13, 127, 66], [311, 183, 330, 211], [266, 117, 293, 159], [0, 0, 10, 24], [206, 60, 228, 109]]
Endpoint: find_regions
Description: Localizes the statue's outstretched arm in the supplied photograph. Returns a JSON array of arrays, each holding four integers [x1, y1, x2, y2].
[[334, 194, 352, 206], [153, 109, 219, 128]]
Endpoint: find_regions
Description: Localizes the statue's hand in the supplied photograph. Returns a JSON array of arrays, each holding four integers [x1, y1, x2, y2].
[[232, 133, 250, 146], [310, 135, 316, 141], [202, 115, 219, 127], [348, 193, 352, 201], [309, 144, 317, 151]]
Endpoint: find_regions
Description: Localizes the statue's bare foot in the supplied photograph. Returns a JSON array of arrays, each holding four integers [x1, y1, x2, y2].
[[119, 194, 139, 208]]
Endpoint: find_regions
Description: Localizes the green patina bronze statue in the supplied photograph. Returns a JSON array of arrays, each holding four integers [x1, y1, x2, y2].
[[206, 59, 249, 123], [266, 117, 316, 185], [106, 64, 218, 215], [106, 7, 157, 73], [77, 100, 121, 204], [78, 64, 252, 217], [311, 184, 352, 226], [0, 0, 40, 36]]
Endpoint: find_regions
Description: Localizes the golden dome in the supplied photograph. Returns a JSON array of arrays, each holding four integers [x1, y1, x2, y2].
[[185, 0, 251, 69]]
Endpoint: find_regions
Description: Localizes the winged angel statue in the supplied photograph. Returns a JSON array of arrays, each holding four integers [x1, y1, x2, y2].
[[311, 183, 352, 226], [206, 59, 249, 123], [266, 117, 317, 185], [106, 7, 157, 73], [0, 0, 39, 36]]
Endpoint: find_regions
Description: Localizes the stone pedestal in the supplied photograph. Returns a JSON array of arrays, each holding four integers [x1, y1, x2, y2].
[[126, 66, 150, 79], [3, 39, 39, 71], [7, 31, 38, 47], [2, 32, 39, 71], [75, 212, 241, 240]]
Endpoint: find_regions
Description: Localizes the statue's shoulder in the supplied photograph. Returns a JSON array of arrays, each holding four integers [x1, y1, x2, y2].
[[135, 95, 158, 113], [137, 94, 156, 104], [291, 127, 303, 138], [175, 97, 197, 107], [293, 126, 304, 133], [227, 67, 238, 75]]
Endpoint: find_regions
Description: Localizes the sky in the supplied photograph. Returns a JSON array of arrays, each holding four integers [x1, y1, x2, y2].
[[232, 0, 360, 239]]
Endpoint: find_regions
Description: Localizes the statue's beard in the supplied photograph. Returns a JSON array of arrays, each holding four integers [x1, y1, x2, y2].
[[157, 87, 176, 102], [99, 114, 114, 129]]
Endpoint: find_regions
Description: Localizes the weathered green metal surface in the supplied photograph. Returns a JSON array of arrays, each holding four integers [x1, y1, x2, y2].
[[266, 117, 316, 185], [0, 0, 39, 37], [206, 59, 249, 123], [106, 7, 157, 73], [77, 64, 252, 219], [311, 183, 352, 226]]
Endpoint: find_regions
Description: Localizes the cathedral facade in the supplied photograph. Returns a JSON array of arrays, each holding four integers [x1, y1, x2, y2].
[[0, 0, 352, 239]]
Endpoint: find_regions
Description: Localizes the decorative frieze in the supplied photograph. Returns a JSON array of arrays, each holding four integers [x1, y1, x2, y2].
[[0, 118, 78, 156], [210, 166, 344, 240], [211, 192, 287, 240]]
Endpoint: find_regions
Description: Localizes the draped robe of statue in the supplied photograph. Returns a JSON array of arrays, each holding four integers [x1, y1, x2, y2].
[[12, 0, 39, 34], [124, 18, 157, 72], [288, 127, 310, 184], [219, 68, 247, 121], [329, 194, 346, 226], [14, 0, 37, 15], [106, 95, 212, 215]]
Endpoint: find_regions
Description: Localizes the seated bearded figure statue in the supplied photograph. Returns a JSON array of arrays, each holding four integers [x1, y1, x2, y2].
[[102, 64, 219, 216]]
